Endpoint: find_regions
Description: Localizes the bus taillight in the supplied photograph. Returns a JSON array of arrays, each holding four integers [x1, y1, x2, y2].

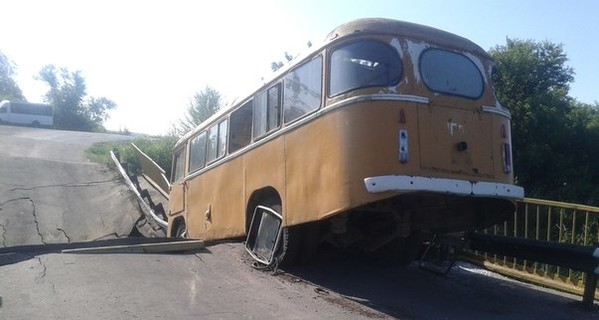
[[503, 143, 512, 173]]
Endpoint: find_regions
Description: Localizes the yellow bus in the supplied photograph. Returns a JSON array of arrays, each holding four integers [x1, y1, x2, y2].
[[167, 18, 524, 265]]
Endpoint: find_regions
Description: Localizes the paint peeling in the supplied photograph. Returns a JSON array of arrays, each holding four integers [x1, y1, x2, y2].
[[390, 38, 403, 58], [387, 86, 399, 94], [405, 39, 431, 83]]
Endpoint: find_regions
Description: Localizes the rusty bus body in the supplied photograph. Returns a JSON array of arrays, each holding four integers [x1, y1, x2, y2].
[[167, 18, 524, 263]]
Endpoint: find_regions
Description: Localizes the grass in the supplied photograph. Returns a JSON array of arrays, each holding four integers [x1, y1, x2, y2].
[[86, 136, 178, 176]]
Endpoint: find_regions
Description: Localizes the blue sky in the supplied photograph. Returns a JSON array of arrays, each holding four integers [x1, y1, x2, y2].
[[2, 0, 597, 134]]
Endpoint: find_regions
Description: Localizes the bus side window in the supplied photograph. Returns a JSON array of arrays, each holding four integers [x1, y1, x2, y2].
[[189, 131, 207, 173], [253, 84, 281, 139], [217, 119, 228, 158], [229, 100, 253, 153], [267, 85, 280, 130], [207, 124, 219, 163], [283, 56, 322, 123], [207, 119, 228, 164]]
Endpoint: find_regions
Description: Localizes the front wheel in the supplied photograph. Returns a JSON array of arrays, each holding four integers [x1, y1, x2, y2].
[[174, 222, 186, 238]]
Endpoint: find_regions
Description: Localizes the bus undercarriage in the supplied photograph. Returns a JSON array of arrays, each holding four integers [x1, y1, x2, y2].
[[246, 192, 515, 267]]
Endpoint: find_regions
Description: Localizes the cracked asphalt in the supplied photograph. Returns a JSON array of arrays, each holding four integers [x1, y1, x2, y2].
[[0, 126, 141, 246], [0, 126, 382, 320], [0, 125, 597, 320]]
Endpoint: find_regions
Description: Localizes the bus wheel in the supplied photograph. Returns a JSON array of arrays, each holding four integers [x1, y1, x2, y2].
[[32, 120, 40, 127], [174, 222, 186, 238], [262, 199, 301, 267]]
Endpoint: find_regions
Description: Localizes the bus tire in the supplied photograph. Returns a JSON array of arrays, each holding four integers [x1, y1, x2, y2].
[[262, 198, 301, 267], [174, 221, 186, 238]]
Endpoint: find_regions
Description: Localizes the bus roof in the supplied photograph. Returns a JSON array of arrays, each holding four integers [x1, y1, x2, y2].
[[325, 18, 488, 57], [176, 18, 490, 146], [0, 100, 52, 108]]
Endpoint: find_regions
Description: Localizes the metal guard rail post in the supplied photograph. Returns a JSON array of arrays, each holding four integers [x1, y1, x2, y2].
[[110, 150, 168, 228], [467, 233, 599, 307]]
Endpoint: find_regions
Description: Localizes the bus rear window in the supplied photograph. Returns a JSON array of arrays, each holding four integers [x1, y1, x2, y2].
[[329, 40, 402, 96], [419, 49, 483, 99]]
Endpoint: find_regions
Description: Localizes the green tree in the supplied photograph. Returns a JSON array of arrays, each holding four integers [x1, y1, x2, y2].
[[558, 101, 599, 203], [171, 86, 222, 136], [37, 65, 116, 131], [0, 50, 25, 101], [490, 38, 599, 203]]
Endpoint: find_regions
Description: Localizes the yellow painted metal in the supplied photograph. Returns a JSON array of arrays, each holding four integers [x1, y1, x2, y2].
[[473, 197, 599, 299], [131, 143, 170, 197]]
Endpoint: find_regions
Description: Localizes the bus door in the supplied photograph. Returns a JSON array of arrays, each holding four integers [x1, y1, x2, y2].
[[417, 104, 495, 178], [169, 147, 187, 218]]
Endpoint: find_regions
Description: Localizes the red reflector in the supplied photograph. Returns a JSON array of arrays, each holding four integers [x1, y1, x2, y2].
[[500, 125, 507, 138], [399, 109, 406, 124]]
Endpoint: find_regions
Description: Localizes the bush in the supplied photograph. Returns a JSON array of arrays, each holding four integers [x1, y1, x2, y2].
[[87, 135, 178, 177]]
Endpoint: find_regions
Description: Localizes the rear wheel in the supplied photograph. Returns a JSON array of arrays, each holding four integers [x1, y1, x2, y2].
[[261, 198, 301, 267]]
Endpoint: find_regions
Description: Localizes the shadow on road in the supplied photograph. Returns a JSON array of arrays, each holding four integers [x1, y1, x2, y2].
[[282, 248, 598, 319]]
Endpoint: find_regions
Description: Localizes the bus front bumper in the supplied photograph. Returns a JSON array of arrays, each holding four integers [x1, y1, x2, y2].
[[364, 175, 524, 200]]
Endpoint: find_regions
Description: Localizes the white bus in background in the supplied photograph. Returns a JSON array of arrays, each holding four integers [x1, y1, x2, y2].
[[0, 100, 54, 127]]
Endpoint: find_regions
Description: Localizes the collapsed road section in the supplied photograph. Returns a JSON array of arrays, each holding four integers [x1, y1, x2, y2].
[[110, 146, 169, 235]]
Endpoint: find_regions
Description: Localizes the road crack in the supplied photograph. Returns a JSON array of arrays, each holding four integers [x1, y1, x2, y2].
[[0, 221, 7, 247], [0, 197, 32, 207], [27, 198, 47, 245], [9, 179, 118, 192], [0, 197, 46, 244], [194, 253, 206, 264], [35, 256, 47, 279], [57, 228, 71, 243]]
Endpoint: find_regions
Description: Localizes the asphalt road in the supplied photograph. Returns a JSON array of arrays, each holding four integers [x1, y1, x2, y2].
[[0, 125, 597, 319], [0, 125, 377, 319], [0, 125, 139, 245]]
